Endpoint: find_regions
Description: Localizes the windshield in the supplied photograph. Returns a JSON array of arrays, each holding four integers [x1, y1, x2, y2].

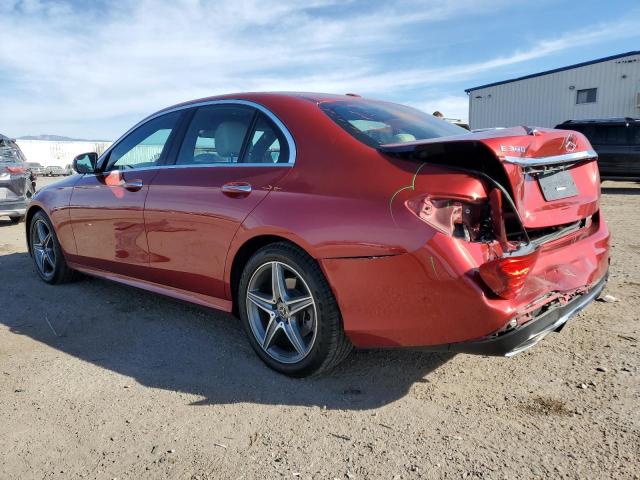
[[319, 100, 468, 148]]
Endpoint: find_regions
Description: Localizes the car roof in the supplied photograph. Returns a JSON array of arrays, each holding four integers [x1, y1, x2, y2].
[[154, 92, 370, 117], [558, 118, 639, 126]]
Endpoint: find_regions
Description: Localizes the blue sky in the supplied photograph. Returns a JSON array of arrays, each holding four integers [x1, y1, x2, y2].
[[0, 0, 638, 140]]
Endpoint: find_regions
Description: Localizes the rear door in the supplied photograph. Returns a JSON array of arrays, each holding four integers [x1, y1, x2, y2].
[[144, 102, 293, 300], [68, 110, 183, 277]]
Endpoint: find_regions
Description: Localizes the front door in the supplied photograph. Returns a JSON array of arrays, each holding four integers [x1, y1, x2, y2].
[[68, 110, 183, 277], [144, 104, 293, 300]]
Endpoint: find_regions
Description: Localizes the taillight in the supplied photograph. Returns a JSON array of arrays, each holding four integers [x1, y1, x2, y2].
[[479, 248, 539, 299], [405, 195, 492, 241], [6, 166, 25, 174]]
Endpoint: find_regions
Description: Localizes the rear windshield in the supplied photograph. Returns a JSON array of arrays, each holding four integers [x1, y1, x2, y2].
[[0, 140, 24, 163], [319, 100, 468, 148]]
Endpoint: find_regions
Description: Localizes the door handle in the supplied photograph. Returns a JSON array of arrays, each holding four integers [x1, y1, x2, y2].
[[124, 180, 143, 191], [222, 182, 252, 197]]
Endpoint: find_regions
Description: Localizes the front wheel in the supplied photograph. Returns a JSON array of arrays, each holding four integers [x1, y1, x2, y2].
[[238, 243, 352, 377], [29, 211, 78, 284]]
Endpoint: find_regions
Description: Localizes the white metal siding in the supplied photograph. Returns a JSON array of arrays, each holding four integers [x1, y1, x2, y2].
[[468, 54, 640, 129], [16, 140, 112, 167]]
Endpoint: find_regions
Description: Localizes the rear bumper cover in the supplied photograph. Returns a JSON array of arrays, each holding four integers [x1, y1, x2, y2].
[[0, 200, 27, 217], [443, 273, 608, 356]]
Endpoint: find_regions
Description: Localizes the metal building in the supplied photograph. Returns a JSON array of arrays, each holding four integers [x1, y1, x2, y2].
[[466, 51, 640, 129]]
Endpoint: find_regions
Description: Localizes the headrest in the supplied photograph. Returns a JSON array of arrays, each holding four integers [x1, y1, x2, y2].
[[215, 121, 247, 158]]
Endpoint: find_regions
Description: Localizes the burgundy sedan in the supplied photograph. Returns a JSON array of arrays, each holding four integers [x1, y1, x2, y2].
[[26, 93, 609, 376]]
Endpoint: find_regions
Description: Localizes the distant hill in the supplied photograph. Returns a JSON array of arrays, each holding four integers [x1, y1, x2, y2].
[[18, 134, 111, 142]]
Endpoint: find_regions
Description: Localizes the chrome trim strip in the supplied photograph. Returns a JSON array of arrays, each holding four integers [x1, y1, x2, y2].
[[504, 275, 606, 357], [503, 149, 597, 167], [82, 162, 293, 177], [96, 99, 297, 171]]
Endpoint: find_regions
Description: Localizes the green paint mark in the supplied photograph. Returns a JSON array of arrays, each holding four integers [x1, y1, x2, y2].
[[389, 162, 426, 223], [429, 256, 438, 278]]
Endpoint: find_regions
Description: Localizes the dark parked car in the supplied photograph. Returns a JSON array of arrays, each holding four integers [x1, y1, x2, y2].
[[0, 134, 35, 223], [555, 118, 640, 180]]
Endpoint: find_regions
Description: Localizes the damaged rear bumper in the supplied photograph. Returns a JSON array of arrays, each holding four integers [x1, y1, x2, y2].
[[443, 273, 608, 356]]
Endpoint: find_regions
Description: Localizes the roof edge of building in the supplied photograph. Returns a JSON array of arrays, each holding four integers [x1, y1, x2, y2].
[[465, 51, 640, 93]]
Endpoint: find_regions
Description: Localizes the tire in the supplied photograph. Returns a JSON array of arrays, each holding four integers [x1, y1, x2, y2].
[[238, 242, 352, 377], [9, 216, 23, 224], [29, 210, 79, 284]]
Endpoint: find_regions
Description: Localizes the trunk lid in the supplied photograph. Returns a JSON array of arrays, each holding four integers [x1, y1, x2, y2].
[[379, 126, 600, 229]]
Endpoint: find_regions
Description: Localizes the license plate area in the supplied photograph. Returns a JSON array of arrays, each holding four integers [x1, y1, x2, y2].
[[537, 170, 578, 201]]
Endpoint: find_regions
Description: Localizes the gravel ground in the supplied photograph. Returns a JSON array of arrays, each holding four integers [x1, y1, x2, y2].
[[1, 177, 638, 479]]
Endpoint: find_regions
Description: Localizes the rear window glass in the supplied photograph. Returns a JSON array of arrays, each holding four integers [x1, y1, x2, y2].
[[0, 140, 24, 163], [319, 100, 467, 148]]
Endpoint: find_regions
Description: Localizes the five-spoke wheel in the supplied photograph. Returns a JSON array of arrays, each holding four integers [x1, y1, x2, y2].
[[32, 218, 57, 280], [246, 261, 317, 364], [239, 242, 352, 376], [29, 211, 77, 284]]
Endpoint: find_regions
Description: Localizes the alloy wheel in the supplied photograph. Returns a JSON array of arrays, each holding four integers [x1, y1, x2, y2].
[[245, 261, 317, 364], [32, 219, 56, 280]]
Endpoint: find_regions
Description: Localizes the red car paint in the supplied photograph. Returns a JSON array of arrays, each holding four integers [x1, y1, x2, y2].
[[26, 93, 609, 352]]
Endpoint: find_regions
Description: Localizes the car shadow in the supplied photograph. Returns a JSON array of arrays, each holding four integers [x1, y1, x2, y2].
[[0, 218, 20, 227], [601, 186, 640, 195], [1, 251, 452, 410]]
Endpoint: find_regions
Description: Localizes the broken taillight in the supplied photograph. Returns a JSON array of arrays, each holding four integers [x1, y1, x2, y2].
[[478, 248, 539, 299], [405, 196, 492, 242]]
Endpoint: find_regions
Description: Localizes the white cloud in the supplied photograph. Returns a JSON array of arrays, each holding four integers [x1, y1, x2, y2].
[[410, 95, 470, 122], [0, 0, 637, 138]]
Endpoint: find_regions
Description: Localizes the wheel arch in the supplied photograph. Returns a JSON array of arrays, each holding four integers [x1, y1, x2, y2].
[[227, 233, 316, 316], [25, 204, 46, 255]]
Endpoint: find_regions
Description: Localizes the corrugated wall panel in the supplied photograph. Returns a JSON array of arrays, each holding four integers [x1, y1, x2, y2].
[[468, 54, 640, 129]]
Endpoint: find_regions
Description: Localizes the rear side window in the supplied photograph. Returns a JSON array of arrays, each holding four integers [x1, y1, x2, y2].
[[177, 105, 254, 165], [176, 105, 291, 165], [319, 100, 467, 148], [590, 125, 629, 145], [244, 113, 289, 164], [0, 139, 25, 164]]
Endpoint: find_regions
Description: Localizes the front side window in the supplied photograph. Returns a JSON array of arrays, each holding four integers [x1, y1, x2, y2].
[[177, 105, 254, 165], [106, 111, 182, 171], [319, 100, 467, 148], [576, 88, 597, 104]]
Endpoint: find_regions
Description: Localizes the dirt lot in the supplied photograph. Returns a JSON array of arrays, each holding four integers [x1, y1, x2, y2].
[[1, 177, 638, 479]]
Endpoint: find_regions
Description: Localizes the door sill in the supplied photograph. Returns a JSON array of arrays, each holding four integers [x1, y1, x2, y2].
[[68, 262, 233, 313]]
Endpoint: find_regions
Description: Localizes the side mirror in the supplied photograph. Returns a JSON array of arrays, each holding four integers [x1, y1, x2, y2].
[[73, 152, 98, 174]]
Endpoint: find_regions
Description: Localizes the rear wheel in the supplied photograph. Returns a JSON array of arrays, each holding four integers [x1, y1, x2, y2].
[[238, 242, 352, 377], [29, 211, 78, 284]]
